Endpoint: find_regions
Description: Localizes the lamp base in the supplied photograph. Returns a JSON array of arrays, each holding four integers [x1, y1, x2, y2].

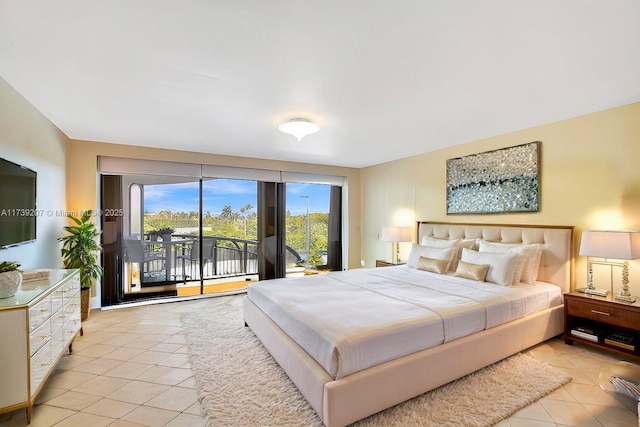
[[577, 287, 609, 296], [615, 294, 637, 303]]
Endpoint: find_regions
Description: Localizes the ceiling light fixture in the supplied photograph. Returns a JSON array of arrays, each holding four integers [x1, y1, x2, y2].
[[278, 118, 320, 141]]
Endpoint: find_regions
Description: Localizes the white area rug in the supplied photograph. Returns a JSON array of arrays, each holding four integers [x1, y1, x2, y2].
[[183, 300, 571, 427]]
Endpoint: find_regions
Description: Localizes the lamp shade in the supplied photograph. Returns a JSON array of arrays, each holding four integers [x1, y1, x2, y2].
[[278, 118, 320, 141], [579, 230, 640, 260], [381, 226, 413, 243]]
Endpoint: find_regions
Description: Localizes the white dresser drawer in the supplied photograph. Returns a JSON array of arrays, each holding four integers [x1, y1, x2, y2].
[[63, 276, 80, 299], [51, 288, 64, 315], [63, 316, 81, 343], [50, 328, 66, 362], [29, 297, 52, 332], [50, 308, 65, 337], [29, 317, 51, 357], [30, 341, 52, 394]]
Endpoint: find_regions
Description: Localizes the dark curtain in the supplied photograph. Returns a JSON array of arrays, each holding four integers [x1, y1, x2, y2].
[[257, 182, 286, 280], [326, 185, 343, 271], [100, 175, 124, 306]]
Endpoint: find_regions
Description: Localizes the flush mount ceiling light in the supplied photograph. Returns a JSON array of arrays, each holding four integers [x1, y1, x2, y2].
[[278, 118, 320, 141]]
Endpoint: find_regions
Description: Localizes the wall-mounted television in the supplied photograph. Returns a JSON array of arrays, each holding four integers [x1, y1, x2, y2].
[[0, 157, 37, 248]]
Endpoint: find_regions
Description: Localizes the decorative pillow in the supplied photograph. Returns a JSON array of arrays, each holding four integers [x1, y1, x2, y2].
[[454, 260, 490, 281], [417, 256, 450, 274], [478, 240, 542, 285], [460, 248, 520, 286], [407, 244, 457, 271]]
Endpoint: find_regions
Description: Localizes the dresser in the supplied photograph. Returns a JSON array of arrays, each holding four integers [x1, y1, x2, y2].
[[0, 269, 81, 422]]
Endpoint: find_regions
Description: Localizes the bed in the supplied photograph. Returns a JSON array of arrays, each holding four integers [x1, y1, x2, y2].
[[243, 222, 574, 427]]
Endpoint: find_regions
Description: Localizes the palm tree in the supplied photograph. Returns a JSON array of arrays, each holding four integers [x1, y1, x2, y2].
[[239, 204, 254, 237]]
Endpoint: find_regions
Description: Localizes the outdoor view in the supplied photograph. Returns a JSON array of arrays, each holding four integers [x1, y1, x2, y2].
[[142, 179, 331, 266]]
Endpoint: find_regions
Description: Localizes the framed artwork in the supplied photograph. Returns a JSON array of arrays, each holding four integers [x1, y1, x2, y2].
[[446, 141, 540, 214]]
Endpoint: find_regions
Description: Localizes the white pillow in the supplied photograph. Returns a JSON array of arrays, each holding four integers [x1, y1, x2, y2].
[[407, 244, 457, 271], [460, 248, 520, 286], [478, 240, 542, 285], [421, 236, 461, 248], [420, 236, 463, 271]]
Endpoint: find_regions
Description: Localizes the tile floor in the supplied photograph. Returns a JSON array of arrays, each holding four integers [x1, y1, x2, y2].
[[0, 293, 639, 427]]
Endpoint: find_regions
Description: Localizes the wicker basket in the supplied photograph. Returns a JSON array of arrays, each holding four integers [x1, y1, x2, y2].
[[80, 287, 91, 321], [0, 271, 22, 298]]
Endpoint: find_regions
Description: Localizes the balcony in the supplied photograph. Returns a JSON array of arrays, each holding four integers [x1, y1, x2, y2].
[[126, 234, 304, 294]]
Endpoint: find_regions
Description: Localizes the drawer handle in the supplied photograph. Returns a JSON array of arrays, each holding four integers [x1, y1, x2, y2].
[[591, 310, 611, 316], [40, 308, 48, 313], [41, 335, 49, 340]]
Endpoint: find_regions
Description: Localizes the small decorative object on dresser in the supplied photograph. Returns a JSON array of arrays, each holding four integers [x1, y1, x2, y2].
[[0, 261, 22, 298]]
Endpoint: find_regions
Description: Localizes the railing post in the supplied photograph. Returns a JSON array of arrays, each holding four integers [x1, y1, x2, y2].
[[212, 237, 218, 276], [243, 242, 248, 274]]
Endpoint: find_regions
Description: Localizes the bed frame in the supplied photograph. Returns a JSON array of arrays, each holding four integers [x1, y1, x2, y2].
[[243, 222, 574, 427]]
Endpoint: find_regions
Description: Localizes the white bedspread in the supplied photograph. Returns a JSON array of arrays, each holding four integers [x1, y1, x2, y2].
[[246, 265, 562, 379]]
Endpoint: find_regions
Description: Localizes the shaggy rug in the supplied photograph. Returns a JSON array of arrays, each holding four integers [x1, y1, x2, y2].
[[183, 300, 571, 427]]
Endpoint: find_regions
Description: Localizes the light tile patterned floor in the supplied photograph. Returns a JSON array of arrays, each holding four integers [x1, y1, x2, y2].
[[1, 294, 639, 426]]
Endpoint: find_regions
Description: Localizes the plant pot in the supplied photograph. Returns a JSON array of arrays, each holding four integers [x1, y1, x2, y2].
[[0, 270, 22, 298], [80, 287, 91, 321], [162, 234, 172, 242]]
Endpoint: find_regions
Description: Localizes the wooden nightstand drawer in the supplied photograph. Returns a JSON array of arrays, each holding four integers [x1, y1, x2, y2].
[[566, 295, 640, 329]]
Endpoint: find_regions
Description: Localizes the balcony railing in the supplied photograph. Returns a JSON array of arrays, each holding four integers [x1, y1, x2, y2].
[[139, 234, 302, 283]]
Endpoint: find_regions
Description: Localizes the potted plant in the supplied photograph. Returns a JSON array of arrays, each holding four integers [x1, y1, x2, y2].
[[158, 227, 174, 241], [148, 229, 161, 241], [0, 261, 22, 299], [58, 210, 102, 321]]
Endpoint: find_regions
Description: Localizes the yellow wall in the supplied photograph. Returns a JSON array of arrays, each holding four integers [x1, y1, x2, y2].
[[362, 103, 640, 294], [0, 77, 70, 269]]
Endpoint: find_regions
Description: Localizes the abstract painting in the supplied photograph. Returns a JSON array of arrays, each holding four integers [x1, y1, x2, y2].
[[446, 141, 540, 214]]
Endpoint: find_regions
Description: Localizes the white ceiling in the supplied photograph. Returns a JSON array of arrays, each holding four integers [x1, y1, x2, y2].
[[1, 1, 639, 168]]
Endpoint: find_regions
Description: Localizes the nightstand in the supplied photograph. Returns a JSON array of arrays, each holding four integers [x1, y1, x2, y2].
[[375, 260, 406, 267], [564, 292, 640, 359]]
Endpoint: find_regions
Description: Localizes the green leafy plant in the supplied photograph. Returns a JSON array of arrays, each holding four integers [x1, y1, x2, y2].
[[58, 210, 102, 289], [157, 227, 174, 235], [0, 261, 21, 273]]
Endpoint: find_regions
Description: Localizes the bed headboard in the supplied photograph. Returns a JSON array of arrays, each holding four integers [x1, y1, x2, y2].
[[417, 222, 574, 293]]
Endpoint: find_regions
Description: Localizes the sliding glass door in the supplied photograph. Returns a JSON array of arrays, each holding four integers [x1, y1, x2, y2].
[[125, 177, 201, 296], [99, 157, 345, 306], [285, 183, 332, 276], [182, 178, 259, 295]]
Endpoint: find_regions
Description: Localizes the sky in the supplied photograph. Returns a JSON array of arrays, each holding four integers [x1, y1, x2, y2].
[[143, 179, 330, 216]]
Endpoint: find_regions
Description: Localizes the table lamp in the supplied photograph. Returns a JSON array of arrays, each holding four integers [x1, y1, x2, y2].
[[579, 230, 640, 302], [381, 226, 413, 264]]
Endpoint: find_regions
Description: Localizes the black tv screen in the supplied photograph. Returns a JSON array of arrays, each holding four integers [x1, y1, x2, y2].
[[0, 158, 37, 248]]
